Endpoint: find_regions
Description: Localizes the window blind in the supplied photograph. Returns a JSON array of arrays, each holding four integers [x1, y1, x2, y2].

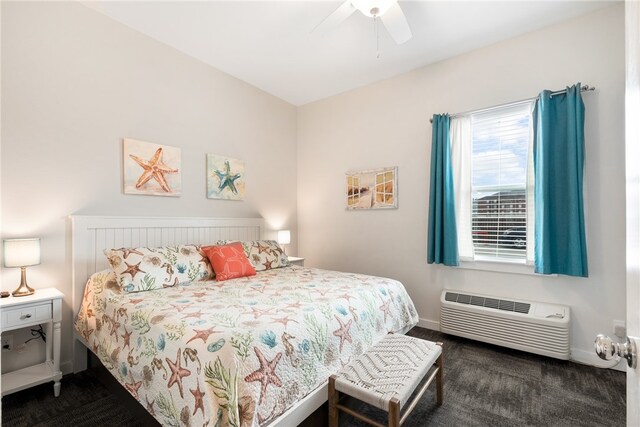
[[470, 103, 532, 262]]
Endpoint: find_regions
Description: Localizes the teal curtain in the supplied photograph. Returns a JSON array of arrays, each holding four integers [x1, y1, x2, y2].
[[428, 114, 459, 266], [533, 84, 588, 277]]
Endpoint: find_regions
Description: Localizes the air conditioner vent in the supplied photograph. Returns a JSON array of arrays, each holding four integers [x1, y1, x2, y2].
[[457, 294, 471, 304], [445, 292, 458, 302], [499, 300, 515, 311], [441, 290, 570, 360], [444, 292, 530, 314], [484, 298, 499, 309], [470, 296, 485, 306]]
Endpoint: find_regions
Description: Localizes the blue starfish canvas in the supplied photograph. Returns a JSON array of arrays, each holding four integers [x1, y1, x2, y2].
[[207, 154, 245, 200]]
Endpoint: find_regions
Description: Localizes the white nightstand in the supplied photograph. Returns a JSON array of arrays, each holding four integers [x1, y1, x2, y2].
[[0, 288, 64, 397], [288, 257, 305, 267]]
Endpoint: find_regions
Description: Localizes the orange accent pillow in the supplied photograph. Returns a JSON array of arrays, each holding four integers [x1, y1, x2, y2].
[[202, 243, 256, 281]]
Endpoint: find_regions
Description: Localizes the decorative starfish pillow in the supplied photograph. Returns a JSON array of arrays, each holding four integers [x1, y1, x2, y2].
[[202, 242, 256, 281], [240, 240, 290, 272], [104, 245, 214, 293]]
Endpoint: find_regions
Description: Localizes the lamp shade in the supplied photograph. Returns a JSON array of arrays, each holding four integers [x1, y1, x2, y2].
[[277, 230, 291, 245], [3, 238, 41, 268]]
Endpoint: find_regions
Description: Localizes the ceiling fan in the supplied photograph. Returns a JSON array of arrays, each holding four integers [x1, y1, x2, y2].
[[314, 0, 412, 45]]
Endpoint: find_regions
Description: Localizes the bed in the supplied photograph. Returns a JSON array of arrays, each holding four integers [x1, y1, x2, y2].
[[71, 216, 418, 426]]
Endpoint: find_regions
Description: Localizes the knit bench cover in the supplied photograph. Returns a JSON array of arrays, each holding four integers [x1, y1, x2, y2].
[[333, 334, 442, 411]]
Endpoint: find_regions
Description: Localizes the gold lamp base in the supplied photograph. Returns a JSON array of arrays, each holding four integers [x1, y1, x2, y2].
[[12, 267, 35, 297]]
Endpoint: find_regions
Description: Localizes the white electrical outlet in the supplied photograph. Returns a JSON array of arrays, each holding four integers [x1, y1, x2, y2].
[[2, 334, 13, 352], [613, 320, 626, 338]]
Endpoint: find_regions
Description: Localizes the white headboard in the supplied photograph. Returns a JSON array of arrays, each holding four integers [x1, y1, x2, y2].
[[70, 215, 263, 371]]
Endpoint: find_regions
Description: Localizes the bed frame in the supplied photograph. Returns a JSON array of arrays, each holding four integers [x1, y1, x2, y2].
[[70, 215, 327, 426]]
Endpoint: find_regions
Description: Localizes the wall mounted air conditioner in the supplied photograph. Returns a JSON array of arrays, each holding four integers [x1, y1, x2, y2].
[[440, 289, 570, 360]]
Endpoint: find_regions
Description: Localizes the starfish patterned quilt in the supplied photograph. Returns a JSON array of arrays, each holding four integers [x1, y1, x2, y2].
[[75, 265, 418, 426]]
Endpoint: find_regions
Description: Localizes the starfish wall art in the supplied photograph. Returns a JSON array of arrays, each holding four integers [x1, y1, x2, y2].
[[123, 138, 181, 197], [207, 154, 245, 200]]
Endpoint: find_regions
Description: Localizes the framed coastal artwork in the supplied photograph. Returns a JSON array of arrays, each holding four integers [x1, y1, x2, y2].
[[207, 154, 245, 200], [123, 138, 181, 197], [346, 166, 397, 210]]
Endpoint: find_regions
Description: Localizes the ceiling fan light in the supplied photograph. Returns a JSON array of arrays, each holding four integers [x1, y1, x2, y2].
[[351, 0, 397, 18]]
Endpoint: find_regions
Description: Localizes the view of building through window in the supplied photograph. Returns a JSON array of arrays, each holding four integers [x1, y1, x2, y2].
[[471, 103, 532, 261]]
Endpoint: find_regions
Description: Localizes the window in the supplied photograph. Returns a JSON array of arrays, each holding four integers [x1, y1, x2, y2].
[[466, 102, 534, 263], [375, 170, 395, 206], [347, 176, 360, 206]]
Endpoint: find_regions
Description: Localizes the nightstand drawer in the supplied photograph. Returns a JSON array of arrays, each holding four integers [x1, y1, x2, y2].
[[3, 303, 52, 328]]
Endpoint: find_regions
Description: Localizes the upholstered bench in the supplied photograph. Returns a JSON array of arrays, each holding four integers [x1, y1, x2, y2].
[[328, 334, 443, 427]]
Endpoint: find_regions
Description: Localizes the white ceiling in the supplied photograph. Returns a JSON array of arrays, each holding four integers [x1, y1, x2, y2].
[[83, 1, 615, 106]]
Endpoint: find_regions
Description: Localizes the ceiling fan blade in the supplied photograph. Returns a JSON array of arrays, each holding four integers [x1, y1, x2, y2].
[[312, 1, 357, 34], [381, 2, 412, 44]]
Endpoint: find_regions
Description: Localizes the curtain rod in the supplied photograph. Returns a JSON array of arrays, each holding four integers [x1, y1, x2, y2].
[[428, 85, 596, 123]]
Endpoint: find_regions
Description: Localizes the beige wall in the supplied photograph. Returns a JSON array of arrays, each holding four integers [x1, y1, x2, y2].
[[1, 2, 626, 374], [298, 4, 625, 366], [1, 2, 297, 373]]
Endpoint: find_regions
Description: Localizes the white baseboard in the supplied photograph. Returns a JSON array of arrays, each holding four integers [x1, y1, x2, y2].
[[570, 348, 627, 372], [415, 318, 624, 372], [417, 317, 440, 331]]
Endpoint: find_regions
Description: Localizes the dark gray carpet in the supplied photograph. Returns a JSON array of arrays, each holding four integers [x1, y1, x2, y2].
[[1, 327, 626, 426], [340, 328, 626, 427], [1, 368, 148, 427]]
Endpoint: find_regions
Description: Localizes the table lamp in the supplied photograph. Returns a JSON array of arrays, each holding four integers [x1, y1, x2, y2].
[[277, 230, 291, 255], [3, 238, 40, 297]]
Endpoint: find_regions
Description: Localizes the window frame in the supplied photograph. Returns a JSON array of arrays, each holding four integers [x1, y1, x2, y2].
[[347, 176, 360, 207], [374, 170, 395, 207], [456, 101, 536, 270]]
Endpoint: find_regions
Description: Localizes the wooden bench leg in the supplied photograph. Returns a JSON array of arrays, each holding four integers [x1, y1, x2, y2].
[[329, 375, 339, 427], [436, 342, 444, 406], [389, 397, 400, 427]]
